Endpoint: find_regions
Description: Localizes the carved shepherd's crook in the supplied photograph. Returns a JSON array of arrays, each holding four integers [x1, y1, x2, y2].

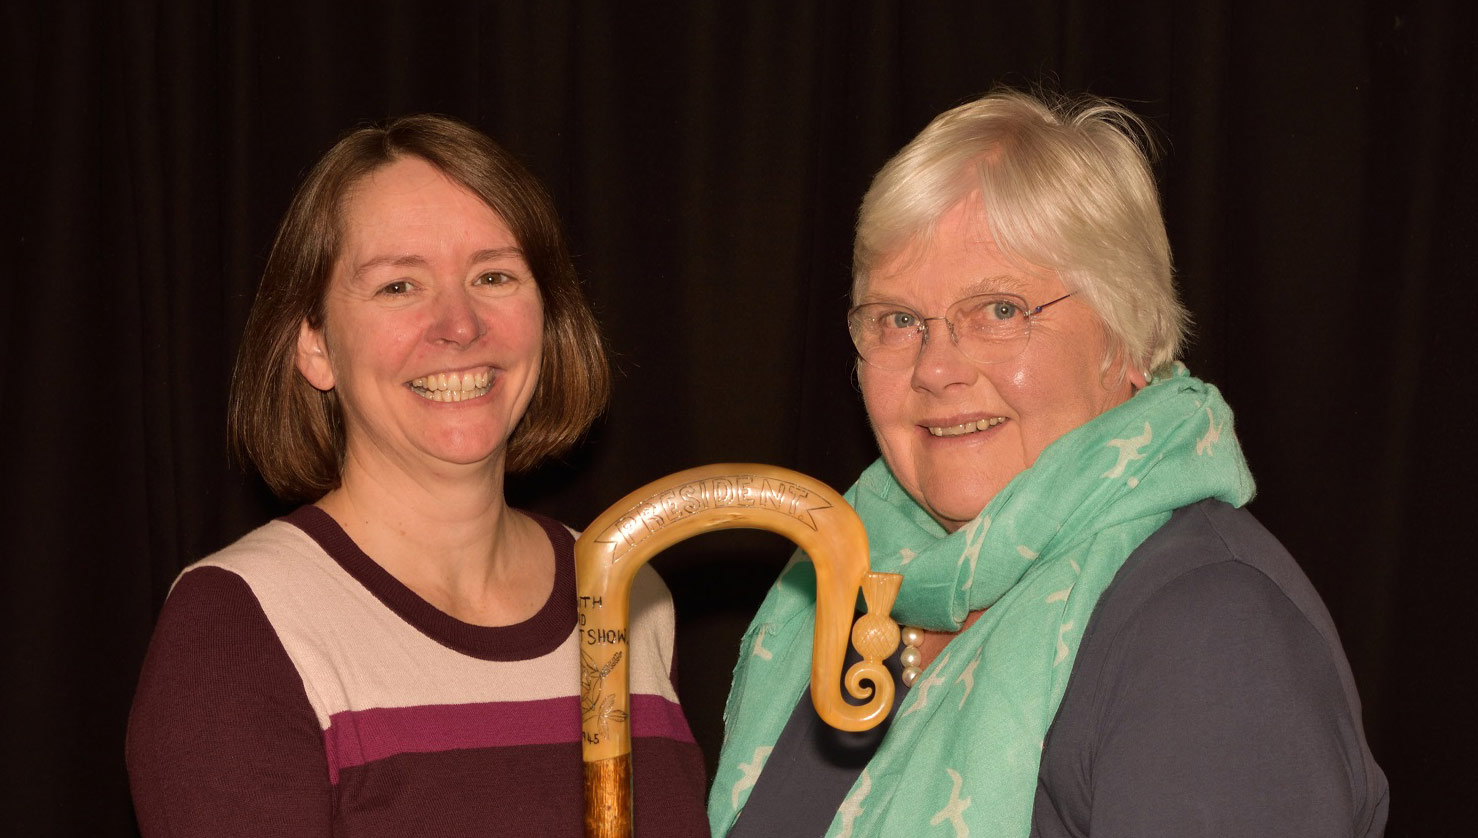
[[575, 464, 903, 837]]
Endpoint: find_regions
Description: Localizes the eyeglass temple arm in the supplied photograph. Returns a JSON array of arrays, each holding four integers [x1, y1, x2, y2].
[[1029, 292, 1074, 316]]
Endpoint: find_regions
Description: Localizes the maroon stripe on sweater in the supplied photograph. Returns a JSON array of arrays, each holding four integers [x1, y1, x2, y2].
[[323, 694, 695, 783], [629, 693, 699, 744]]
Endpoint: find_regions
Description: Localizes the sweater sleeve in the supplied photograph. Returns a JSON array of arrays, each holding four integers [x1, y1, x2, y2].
[[627, 563, 713, 837], [126, 566, 333, 837], [1039, 561, 1376, 838]]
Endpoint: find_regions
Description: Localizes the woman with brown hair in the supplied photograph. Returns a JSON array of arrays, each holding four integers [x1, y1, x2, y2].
[[127, 115, 709, 837]]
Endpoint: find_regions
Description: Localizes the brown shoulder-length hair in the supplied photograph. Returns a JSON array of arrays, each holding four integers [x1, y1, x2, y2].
[[228, 114, 610, 502]]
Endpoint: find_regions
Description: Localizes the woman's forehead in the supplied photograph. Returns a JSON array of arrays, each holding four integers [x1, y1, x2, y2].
[[334, 161, 516, 266], [857, 212, 1047, 305]]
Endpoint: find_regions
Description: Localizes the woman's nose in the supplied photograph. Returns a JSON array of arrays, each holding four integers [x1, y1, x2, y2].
[[428, 286, 485, 345], [910, 318, 975, 390]]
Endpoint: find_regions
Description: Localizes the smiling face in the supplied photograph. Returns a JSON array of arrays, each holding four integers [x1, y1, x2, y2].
[[294, 156, 544, 481], [856, 196, 1144, 531]]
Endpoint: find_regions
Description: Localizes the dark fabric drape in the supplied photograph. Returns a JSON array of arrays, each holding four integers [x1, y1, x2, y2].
[[3, 2, 1471, 834]]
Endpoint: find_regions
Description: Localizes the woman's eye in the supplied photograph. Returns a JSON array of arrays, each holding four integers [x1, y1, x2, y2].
[[475, 271, 514, 287], [988, 300, 1022, 320], [880, 311, 918, 330], [380, 280, 411, 295]]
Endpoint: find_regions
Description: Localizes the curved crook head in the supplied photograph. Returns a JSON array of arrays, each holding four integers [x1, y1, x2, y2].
[[573, 463, 900, 765]]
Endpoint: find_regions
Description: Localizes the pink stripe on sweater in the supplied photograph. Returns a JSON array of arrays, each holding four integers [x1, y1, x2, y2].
[[323, 694, 694, 783]]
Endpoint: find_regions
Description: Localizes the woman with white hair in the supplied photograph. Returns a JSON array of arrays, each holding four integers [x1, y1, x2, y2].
[[710, 89, 1388, 837]]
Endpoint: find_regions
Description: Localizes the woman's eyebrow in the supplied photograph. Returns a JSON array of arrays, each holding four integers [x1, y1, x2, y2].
[[348, 247, 527, 282], [853, 294, 917, 308], [856, 274, 1027, 306], [350, 254, 427, 283], [467, 247, 526, 266], [963, 274, 1028, 295]]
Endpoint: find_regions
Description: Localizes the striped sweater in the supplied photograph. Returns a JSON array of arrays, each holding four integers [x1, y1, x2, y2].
[[127, 506, 709, 837]]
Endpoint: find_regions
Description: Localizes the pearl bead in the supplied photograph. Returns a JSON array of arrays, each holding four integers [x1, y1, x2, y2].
[[902, 666, 921, 687], [901, 626, 925, 648], [900, 646, 922, 669]]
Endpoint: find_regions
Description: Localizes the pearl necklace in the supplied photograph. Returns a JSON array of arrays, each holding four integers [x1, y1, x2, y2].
[[900, 625, 925, 686]]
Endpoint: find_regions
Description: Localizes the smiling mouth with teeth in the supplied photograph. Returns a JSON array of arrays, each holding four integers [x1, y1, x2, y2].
[[409, 369, 493, 403], [928, 416, 1007, 437]]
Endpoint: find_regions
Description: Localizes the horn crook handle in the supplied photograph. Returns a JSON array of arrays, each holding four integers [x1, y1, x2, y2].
[[575, 463, 902, 838]]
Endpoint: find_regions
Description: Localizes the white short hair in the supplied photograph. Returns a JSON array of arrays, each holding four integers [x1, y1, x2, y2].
[[853, 89, 1187, 377]]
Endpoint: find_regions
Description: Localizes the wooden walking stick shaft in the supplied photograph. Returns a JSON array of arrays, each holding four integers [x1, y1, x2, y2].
[[575, 464, 901, 838]]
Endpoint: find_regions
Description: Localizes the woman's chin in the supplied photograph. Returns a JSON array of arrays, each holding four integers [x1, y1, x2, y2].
[[907, 467, 1014, 531], [411, 434, 508, 470], [912, 485, 994, 531], [926, 504, 987, 532]]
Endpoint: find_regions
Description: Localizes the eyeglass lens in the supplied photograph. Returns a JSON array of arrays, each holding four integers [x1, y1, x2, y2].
[[849, 293, 1043, 369]]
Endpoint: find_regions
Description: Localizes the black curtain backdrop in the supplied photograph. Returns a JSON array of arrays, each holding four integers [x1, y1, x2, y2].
[[3, 1, 1473, 834]]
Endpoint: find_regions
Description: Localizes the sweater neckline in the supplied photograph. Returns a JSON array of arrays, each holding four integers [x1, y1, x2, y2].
[[284, 505, 577, 661]]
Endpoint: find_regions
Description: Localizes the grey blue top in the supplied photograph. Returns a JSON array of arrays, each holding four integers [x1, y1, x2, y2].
[[728, 500, 1388, 837]]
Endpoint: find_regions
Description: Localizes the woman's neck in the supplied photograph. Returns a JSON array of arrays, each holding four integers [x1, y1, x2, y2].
[[315, 455, 554, 627]]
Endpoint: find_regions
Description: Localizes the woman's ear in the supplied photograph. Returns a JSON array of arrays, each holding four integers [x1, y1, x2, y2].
[[295, 318, 335, 392], [1104, 345, 1150, 393], [1125, 365, 1149, 391]]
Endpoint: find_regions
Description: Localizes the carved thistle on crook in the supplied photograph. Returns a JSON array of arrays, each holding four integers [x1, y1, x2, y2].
[[580, 647, 628, 745]]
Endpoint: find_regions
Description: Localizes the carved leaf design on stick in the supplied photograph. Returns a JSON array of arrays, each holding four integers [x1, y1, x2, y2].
[[595, 694, 629, 736], [580, 648, 623, 718]]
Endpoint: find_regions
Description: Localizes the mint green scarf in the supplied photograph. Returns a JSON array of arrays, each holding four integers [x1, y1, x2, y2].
[[709, 366, 1255, 837]]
